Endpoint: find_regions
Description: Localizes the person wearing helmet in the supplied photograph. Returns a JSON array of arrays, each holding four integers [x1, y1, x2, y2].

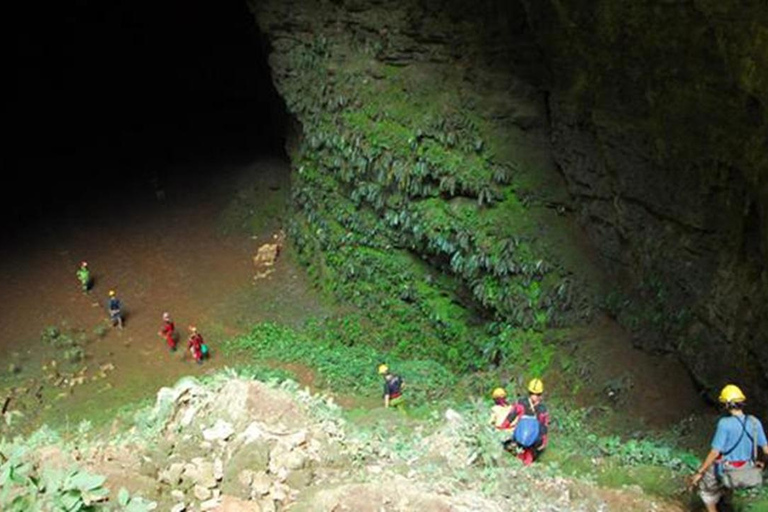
[[76, 261, 92, 293], [378, 364, 404, 409], [489, 387, 513, 430], [187, 326, 205, 364], [158, 312, 177, 352], [691, 384, 768, 512], [107, 290, 123, 329], [502, 378, 550, 465]]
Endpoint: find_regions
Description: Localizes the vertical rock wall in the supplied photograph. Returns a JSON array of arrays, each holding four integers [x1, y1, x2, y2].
[[520, 0, 768, 403], [249, 0, 768, 406]]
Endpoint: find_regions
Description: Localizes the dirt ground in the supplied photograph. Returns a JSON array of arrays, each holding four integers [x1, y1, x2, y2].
[[0, 154, 332, 432]]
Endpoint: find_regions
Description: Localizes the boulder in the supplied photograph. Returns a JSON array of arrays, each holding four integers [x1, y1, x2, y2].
[[203, 420, 235, 442], [194, 484, 212, 501]]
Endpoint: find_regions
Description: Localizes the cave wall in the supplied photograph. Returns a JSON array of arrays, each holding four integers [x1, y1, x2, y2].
[[247, 0, 592, 375], [520, 0, 768, 402], [248, 0, 767, 405]]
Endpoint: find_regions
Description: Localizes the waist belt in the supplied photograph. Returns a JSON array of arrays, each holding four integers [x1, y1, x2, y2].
[[724, 460, 748, 468], [389, 392, 402, 399]]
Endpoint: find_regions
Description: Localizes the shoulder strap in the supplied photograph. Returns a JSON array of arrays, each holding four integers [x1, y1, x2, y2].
[[752, 416, 758, 462], [721, 416, 748, 457]]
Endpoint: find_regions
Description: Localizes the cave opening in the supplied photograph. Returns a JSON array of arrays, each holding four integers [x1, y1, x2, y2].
[[12, 0, 290, 239]]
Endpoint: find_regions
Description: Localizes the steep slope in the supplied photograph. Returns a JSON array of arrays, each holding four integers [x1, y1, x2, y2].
[[1, 375, 687, 511]]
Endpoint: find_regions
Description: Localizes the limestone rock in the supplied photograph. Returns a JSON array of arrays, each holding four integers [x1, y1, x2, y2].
[[194, 484, 212, 501], [202, 420, 235, 442]]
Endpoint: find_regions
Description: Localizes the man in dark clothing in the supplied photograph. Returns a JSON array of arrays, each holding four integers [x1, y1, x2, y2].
[[378, 364, 404, 408], [108, 290, 123, 329]]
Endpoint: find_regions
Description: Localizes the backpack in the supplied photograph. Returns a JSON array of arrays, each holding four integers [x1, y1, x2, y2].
[[514, 415, 541, 448]]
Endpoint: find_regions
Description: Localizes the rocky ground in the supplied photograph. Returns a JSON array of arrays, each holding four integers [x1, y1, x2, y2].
[[6, 373, 687, 511]]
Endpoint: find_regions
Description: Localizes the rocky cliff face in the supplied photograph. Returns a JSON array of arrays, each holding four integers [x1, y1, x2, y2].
[[248, 0, 767, 406], [520, 0, 768, 403]]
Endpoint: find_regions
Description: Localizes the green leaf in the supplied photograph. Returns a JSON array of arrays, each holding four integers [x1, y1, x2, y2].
[[57, 489, 82, 512], [70, 471, 106, 491], [118, 487, 131, 507]]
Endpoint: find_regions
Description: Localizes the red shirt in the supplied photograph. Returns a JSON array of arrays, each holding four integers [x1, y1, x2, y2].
[[160, 321, 175, 337]]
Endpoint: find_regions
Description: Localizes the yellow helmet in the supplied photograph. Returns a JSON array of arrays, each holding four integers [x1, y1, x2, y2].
[[378, 364, 389, 375], [492, 387, 507, 399], [528, 378, 544, 394], [108, 290, 116, 297], [718, 384, 746, 404]]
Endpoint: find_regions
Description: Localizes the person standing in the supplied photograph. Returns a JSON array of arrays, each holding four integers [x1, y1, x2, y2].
[[690, 384, 767, 512], [188, 326, 204, 364], [158, 312, 177, 351], [76, 261, 92, 293], [107, 290, 123, 329], [378, 364, 404, 409]]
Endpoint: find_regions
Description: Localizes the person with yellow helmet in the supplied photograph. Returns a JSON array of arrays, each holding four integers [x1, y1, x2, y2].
[[691, 384, 767, 511], [107, 290, 123, 329], [378, 364, 404, 409], [501, 378, 550, 465], [489, 387, 513, 429]]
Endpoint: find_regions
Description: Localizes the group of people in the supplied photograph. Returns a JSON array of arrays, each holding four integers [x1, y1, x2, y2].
[[378, 365, 550, 466], [490, 378, 549, 465], [379, 362, 767, 509], [77, 261, 210, 364]]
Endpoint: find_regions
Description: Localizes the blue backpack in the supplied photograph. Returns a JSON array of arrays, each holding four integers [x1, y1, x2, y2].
[[514, 416, 541, 448]]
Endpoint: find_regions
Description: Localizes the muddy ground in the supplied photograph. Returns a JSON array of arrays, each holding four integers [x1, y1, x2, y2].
[[0, 152, 333, 433]]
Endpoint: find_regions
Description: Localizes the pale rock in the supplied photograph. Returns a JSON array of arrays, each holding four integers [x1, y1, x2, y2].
[[189, 460, 217, 488], [240, 422, 267, 445], [214, 457, 224, 481], [203, 419, 235, 442], [200, 497, 222, 511], [238, 469, 255, 488], [161, 463, 186, 485], [259, 499, 276, 512], [194, 484, 212, 501], [270, 482, 290, 503], [444, 408, 463, 424], [285, 430, 308, 448], [180, 405, 198, 427], [170, 503, 186, 512], [171, 490, 186, 502], [250, 471, 271, 496]]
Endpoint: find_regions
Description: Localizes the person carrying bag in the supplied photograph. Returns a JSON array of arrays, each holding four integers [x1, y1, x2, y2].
[[721, 414, 763, 489], [690, 384, 768, 512]]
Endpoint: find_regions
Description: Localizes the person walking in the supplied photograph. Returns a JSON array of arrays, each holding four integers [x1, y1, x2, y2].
[[187, 326, 205, 364], [378, 364, 404, 409], [690, 384, 767, 512], [158, 312, 177, 351], [107, 290, 123, 329], [76, 261, 92, 293]]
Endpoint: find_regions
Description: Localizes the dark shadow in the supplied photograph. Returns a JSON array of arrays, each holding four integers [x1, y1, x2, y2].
[[10, 0, 289, 243]]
